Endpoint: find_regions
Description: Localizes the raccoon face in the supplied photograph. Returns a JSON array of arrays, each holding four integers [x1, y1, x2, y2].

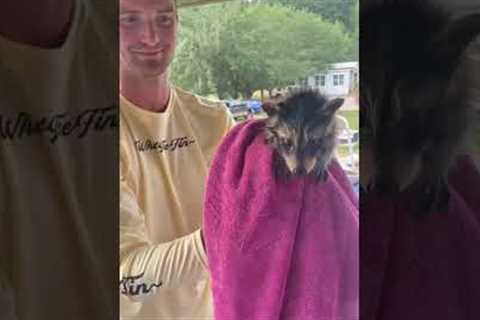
[[360, 1, 480, 198], [264, 90, 343, 179], [364, 74, 462, 192]]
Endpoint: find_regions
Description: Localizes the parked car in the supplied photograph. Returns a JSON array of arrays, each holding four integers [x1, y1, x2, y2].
[[225, 101, 250, 121], [245, 100, 263, 113]]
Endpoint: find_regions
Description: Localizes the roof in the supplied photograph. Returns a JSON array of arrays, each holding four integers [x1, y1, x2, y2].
[[329, 61, 359, 70], [305, 61, 359, 78], [177, 0, 232, 8]]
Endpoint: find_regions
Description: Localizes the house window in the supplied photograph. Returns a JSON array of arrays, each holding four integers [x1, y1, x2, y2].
[[315, 75, 326, 87], [333, 74, 345, 86]]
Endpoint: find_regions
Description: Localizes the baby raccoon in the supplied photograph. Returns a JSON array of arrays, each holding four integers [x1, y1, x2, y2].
[[361, 0, 480, 213], [263, 90, 344, 182]]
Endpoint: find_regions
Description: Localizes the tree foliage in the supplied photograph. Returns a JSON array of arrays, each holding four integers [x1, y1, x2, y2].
[[260, 0, 357, 32], [171, 1, 356, 99]]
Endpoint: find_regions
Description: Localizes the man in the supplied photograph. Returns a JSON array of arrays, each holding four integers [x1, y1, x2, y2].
[[0, 0, 117, 319], [118, 0, 235, 318]]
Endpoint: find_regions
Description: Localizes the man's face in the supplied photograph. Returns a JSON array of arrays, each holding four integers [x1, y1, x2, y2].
[[120, 0, 177, 79]]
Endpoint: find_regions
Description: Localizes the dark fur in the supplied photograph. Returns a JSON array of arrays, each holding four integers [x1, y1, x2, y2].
[[360, 0, 480, 213], [263, 89, 344, 182]]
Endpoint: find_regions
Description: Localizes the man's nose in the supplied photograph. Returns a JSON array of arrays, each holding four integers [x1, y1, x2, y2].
[[142, 20, 160, 46]]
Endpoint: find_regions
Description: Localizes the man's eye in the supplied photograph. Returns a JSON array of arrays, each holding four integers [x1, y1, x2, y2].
[[120, 15, 140, 25], [156, 15, 174, 27]]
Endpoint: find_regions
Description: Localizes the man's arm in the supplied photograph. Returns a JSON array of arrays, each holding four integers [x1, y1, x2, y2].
[[119, 146, 208, 301], [0, 0, 74, 47]]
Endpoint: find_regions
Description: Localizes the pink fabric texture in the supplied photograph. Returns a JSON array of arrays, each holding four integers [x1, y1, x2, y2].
[[361, 156, 480, 320], [203, 120, 359, 320]]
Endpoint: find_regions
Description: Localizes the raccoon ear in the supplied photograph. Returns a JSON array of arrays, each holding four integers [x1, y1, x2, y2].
[[429, 14, 480, 68], [262, 101, 280, 116], [325, 98, 344, 115]]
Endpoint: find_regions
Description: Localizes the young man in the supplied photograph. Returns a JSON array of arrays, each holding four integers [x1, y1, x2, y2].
[[119, 0, 235, 318], [0, 0, 117, 319]]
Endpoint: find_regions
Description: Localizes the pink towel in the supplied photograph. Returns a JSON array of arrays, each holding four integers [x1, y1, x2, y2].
[[361, 156, 480, 320], [203, 120, 359, 320]]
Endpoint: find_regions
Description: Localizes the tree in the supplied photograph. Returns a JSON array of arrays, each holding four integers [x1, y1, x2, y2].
[[350, 0, 359, 60], [261, 0, 357, 32], [171, 1, 355, 99], [170, 4, 229, 95]]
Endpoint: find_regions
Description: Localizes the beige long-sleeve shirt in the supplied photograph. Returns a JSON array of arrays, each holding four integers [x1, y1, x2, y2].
[[0, 1, 118, 319], [119, 87, 235, 319]]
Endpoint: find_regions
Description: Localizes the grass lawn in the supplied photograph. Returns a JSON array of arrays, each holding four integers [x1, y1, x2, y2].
[[337, 110, 359, 158], [338, 110, 359, 130]]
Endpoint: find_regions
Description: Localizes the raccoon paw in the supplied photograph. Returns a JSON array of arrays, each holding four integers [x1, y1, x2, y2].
[[373, 173, 399, 196], [415, 178, 450, 216], [274, 158, 293, 181], [312, 167, 328, 183]]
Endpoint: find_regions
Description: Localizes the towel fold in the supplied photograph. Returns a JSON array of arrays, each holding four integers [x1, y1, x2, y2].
[[203, 120, 359, 320]]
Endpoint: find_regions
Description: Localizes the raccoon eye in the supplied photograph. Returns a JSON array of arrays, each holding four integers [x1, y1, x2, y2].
[[311, 138, 322, 146], [281, 139, 294, 152]]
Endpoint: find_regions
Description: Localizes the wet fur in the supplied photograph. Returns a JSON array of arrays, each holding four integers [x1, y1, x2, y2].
[[361, 0, 480, 214], [263, 90, 344, 182]]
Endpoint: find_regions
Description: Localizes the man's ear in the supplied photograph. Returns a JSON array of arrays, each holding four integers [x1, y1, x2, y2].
[[262, 101, 280, 116], [429, 14, 480, 68]]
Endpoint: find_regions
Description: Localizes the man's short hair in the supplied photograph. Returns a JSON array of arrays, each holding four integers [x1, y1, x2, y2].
[[172, 0, 178, 18]]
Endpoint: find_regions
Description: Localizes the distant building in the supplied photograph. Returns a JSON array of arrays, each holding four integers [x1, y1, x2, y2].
[[297, 61, 359, 98]]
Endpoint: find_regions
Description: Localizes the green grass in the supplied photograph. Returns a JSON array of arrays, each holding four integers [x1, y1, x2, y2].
[[337, 110, 359, 158], [338, 144, 359, 158], [338, 110, 359, 130]]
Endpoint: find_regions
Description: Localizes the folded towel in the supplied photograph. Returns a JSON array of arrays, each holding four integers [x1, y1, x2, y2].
[[203, 120, 359, 320], [361, 156, 480, 320]]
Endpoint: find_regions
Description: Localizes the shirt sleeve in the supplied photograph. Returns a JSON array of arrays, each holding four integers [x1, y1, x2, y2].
[[119, 142, 209, 303]]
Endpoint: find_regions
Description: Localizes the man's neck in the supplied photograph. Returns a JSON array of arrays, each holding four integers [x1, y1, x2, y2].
[[120, 73, 171, 113], [0, 0, 74, 48]]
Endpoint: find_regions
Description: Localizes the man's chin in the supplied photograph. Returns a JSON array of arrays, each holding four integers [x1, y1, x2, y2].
[[140, 68, 166, 78], [134, 64, 168, 80]]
